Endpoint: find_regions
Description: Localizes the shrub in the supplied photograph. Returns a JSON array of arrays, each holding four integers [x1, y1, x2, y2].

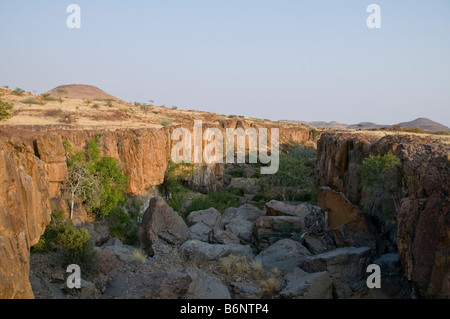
[[132, 248, 147, 263], [310, 128, 319, 140], [92, 103, 100, 109], [107, 197, 143, 244], [184, 191, 241, 215], [105, 101, 113, 107], [0, 99, 13, 120], [435, 131, 450, 136], [226, 167, 245, 178], [12, 88, 25, 96], [160, 119, 172, 127], [260, 277, 281, 297], [21, 97, 40, 104], [252, 261, 264, 279], [219, 255, 249, 276], [41, 93, 59, 101], [159, 160, 193, 212], [360, 152, 402, 220]]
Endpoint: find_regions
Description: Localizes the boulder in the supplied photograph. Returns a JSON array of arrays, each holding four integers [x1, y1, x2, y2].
[[137, 197, 188, 256], [209, 228, 241, 245], [182, 267, 231, 299], [179, 240, 253, 261], [373, 253, 401, 277], [299, 246, 371, 299], [265, 200, 314, 223], [187, 207, 222, 227], [231, 282, 262, 299], [222, 204, 264, 225], [252, 216, 303, 251], [279, 268, 333, 299], [225, 218, 254, 245], [254, 239, 311, 272], [302, 233, 334, 255], [84, 222, 110, 246], [242, 167, 257, 178], [103, 271, 192, 299]]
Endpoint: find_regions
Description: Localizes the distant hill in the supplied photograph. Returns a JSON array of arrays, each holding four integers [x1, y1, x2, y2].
[[282, 117, 449, 132], [44, 84, 120, 101], [397, 118, 449, 132]]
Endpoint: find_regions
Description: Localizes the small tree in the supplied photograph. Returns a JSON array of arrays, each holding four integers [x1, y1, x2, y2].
[[0, 99, 13, 120], [56, 89, 67, 105], [360, 152, 402, 220]]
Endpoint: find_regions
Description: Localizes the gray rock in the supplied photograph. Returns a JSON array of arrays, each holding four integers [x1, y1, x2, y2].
[[179, 240, 254, 261], [302, 233, 334, 255], [210, 228, 241, 245], [103, 270, 192, 299], [222, 204, 264, 225], [373, 253, 401, 276], [188, 222, 213, 242], [84, 222, 110, 246], [265, 200, 312, 223], [106, 243, 134, 262], [183, 267, 231, 299], [79, 279, 97, 298], [231, 282, 262, 299], [242, 167, 257, 178], [299, 246, 371, 299], [252, 216, 303, 251], [225, 218, 254, 245], [103, 237, 124, 247], [279, 269, 333, 299], [137, 197, 188, 256], [187, 207, 222, 227], [254, 239, 312, 272]]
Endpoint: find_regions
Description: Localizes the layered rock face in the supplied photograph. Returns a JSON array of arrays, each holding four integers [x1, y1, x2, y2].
[[0, 136, 51, 298], [0, 122, 314, 299], [317, 132, 450, 298]]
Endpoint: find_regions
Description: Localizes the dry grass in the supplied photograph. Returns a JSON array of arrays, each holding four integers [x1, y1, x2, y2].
[[252, 261, 264, 279], [259, 277, 281, 297], [132, 248, 147, 263], [219, 254, 249, 276]]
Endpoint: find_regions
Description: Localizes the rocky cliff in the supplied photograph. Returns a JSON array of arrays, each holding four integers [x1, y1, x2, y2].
[[0, 121, 314, 298], [317, 132, 450, 298], [0, 136, 51, 298]]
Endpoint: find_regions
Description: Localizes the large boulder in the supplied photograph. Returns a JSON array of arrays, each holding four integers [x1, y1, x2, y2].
[[265, 200, 319, 224], [279, 268, 333, 299], [179, 240, 253, 261], [137, 197, 188, 256], [254, 239, 311, 272], [299, 246, 371, 299], [103, 270, 192, 299], [225, 218, 254, 245], [252, 216, 303, 251], [182, 267, 231, 299], [187, 208, 222, 227], [222, 204, 264, 225]]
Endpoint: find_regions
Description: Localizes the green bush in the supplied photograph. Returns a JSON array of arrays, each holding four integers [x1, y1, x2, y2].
[[11, 88, 25, 96], [107, 197, 143, 245], [41, 93, 59, 101], [226, 167, 245, 177], [257, 145, 318, 203], [184, 191, 241, 216], [0, 99, 13, 120], [160, 119, 172, 127], [21, 97, 40, 104], [159, 159, 193, 212], [435, 131, 450, 136], [360, 152, 402, 220], [64, 136, 129, 219]]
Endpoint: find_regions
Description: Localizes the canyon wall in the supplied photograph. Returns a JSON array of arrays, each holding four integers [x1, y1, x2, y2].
[[0, 121, 313, 298], [317, 132, 450, 298]]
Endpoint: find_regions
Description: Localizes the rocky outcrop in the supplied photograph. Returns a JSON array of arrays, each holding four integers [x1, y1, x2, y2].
[[137, 197, 188, 256], [317, 132, 450, 298], [0, 136, 51, 298]]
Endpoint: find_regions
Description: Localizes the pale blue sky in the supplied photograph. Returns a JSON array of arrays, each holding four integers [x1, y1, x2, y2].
[[1, 1, 449, 126]]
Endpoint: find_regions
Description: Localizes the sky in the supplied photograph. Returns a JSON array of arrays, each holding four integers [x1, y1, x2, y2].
[[0, 0, 449, 127]]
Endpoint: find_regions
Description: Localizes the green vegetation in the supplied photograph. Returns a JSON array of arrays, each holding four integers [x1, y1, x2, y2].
[[11, 88, 25, 96], [160, 118, 172, 126], [0, 99, 13, 120], [254, 145, 318, 204], [107, 197, 143, 245], [159, 159, 194, 213], [360, 152, 402, 220], [63, 135, 129, 219], [21, 97, 41, 105], [435, 130, 450, 136], [41, 93, 59, 101], [184, 191, 241, 216], [226, 167, 245, 177], [310, 128, 319, 140], [33, 211, 98, 272]]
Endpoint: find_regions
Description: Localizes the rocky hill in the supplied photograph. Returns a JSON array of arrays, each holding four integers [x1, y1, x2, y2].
[[44, 84, 121, 101]]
